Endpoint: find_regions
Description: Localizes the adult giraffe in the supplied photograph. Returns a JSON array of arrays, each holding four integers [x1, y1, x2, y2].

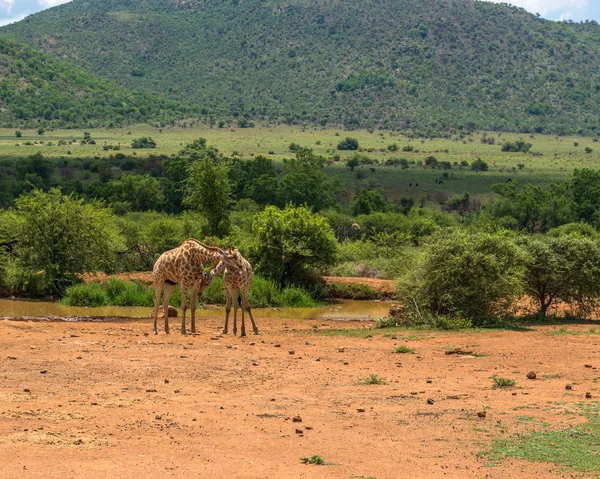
[[151, 238, 234, 335], [211, 247, 259, 337]]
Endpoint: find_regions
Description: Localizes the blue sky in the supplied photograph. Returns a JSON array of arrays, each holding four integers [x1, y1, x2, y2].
[[0, 0, 599, 27]]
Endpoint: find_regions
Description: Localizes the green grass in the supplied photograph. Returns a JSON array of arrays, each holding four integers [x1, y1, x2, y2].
[[546, 327, 600, 336], [2, 125, 600, 203], [357, 374, 387, 385], [492, 375, 516, 389], [483, 403, 600, 473], [394, 346, 416, 354], [299, 455, 330, 465], [62, 277, 318, 308]]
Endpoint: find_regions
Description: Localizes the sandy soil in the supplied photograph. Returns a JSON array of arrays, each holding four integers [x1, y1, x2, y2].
[[1, 314, 598, 479]]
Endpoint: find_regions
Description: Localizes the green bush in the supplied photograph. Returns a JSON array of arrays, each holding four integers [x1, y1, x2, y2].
[[397, 231, 525, 325], [62, 282, 108, 306]]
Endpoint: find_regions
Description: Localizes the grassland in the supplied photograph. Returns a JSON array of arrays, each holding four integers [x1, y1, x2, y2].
[[3, 124, 600, 200]]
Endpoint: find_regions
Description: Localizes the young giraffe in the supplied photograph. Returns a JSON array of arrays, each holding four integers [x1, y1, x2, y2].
[[211, 247, 259, 337], [152, 238, 232, 335]]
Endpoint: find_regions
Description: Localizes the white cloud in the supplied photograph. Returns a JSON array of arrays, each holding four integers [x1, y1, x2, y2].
[[37, 0, 71, 6], [487, 0, 588, 16], [0, 0, 14, 13]]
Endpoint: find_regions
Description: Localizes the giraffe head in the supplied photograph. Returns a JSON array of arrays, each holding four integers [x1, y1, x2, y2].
[[195, 272, 214, 294]]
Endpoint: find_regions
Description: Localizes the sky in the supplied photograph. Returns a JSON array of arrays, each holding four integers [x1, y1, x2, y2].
[[0, 0, 599, 27]]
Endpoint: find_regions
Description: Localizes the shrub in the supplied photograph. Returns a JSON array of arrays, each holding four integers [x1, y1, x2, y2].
[[492, 375, 516, 389], [337, 137, 359, 151], [394, 345, 415, 354], [501, 140, 532, 153], [357, 373, 386, 385], [397, 231, 525, 325], [300, 455, 329, 465], [131, 137, 157, 149], [62, 282, 108, 306], [471, 158, 488, 171]]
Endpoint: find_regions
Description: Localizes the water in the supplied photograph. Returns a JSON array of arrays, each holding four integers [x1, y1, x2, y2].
[[0, 298, 391, 322]]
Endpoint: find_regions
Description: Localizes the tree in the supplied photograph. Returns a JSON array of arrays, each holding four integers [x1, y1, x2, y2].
[[15, 130, 22, 138], [471, 158, 488, 171], [350, 188, 387, 216], [184, 154, 232, 236], [252, 204, 337, 286], [108, 174, 164, 212], [131, 137, 157, 149], [518, 236, 600, 318], [5, 188, 116, 294], [397, 231, 525, 324], [337, 137, 359, 151], [278, 148, 341, 211], [37, 127, 45, 136]]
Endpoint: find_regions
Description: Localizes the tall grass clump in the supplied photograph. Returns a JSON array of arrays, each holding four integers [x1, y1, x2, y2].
[[62, 276, 317, 308]]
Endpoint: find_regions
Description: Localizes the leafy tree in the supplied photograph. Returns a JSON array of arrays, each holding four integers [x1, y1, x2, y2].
[[337, 137, 359, 151], [108, 174, 164, 212], [37, 127, 45, 136], [15, 130, 21, 138], [346, 156, 360, 171], [14, 152, 53, 188], [470, 158, 488, 171], [4, 188, 116, 294], [350, 188, 387, 216], [184, 154, 232, 236], [398, 231, 525, 324], [279, 148, 342, 211], [518, 236, 600, 318], [252, 204, 337, 286], [131, 137, 157, 149], [501, 140, 532, 153], [399, 196, 414, 216]]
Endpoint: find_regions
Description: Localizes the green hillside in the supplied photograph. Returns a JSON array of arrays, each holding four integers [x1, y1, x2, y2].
[[0, 37, 192, 128], [3, 0, 600, 134]]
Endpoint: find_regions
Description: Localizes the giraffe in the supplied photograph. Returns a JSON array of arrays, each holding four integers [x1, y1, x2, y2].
[[151, 238, 234, 335], [210, 247, 259, 337]]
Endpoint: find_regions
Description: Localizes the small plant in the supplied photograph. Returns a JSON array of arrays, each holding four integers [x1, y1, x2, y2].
[[358, 373, 386, 385], [492, 375, 516, 389], [394, 345, 415, 354], [15, 130, 22, 138], [300, 455, 330, 465]]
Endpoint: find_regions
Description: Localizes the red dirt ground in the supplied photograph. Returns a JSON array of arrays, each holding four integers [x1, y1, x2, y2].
[[1, 313, 599, 478]]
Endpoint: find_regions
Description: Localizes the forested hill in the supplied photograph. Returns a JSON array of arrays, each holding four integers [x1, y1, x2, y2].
[[0, 38, 192, 128], [3, 0, 600, 135]]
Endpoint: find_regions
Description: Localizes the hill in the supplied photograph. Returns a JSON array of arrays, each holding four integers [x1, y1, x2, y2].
[[0, 37, 192, 128], [3, 0, 600, 135]]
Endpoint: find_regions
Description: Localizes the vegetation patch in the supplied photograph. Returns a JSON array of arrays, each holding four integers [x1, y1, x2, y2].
[[394, 346, 416, 354], [357, 374, 387, 385], [492, 375, 516, 389], [299, 455, 331, 465]]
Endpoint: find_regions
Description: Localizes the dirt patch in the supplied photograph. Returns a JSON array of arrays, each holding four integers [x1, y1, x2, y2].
[[323, 276, 395, 293], [1, 315, 598, 478]]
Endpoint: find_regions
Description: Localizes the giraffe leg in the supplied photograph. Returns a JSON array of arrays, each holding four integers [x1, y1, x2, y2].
[[241, 305, 246, 338], [162, 283, 174, 335], [242, 291, 259, 335], [190, 285, 197, 334], [232, 291, 239, 336], [224, 292, 231, 335], [152, 280, 162, 335], [180, 282, 188, 335]]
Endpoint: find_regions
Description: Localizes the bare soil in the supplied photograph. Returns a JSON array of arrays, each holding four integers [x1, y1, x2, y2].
[[1, 313, 599, 478]]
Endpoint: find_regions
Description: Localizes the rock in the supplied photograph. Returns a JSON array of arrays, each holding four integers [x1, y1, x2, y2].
[[249, 342, 256, 346], [252, 362, 259, 366], [585, 364, 593, 368], [427, 398, 435, 405], [526, 371, 536, 380], [477, 411, 487, 418], [305, 426, 313, 430], [274, 344, 281, 348], [315, 358, 321, 362], [566, 384, 573, 390], [295, 429, 303, 434], [40, 370, 48, 374], [586, 392, 592, 399], [269, 398, 276, 402], [292, 416, 302, 423], [289, 350, 295, 355], [23, 389, 30, 393], [7, 356, 16, 360], [164, 378, 170, 384], [146, 389, 157, 393], [357, 408, 365, 413], [338, 347, 345, 353], [426, 379, 432, 384], [150, 306, 177, 318], [343, 361, 349, 365]]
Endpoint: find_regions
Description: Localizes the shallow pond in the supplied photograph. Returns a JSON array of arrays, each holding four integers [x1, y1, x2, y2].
[[0, 298, 391, 321]]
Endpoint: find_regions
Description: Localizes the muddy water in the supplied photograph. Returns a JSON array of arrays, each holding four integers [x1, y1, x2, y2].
[[0, 298, 391, 321]]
